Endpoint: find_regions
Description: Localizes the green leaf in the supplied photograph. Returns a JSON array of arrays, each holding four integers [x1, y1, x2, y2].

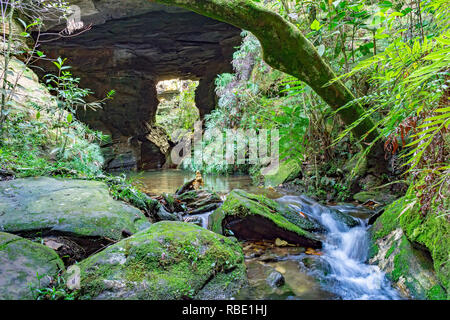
[[434, 107, 450, 113], [310, 19, 322, 31], [403, 133, 433, 147], [423, 112, 450, 122]]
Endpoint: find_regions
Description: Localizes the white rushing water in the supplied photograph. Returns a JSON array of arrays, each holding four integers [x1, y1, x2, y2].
[[191, 211, 214, 229], [277, 195, 400, 300]]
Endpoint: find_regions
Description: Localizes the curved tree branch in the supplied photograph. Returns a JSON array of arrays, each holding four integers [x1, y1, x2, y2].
[[150, 0, 378, 143]]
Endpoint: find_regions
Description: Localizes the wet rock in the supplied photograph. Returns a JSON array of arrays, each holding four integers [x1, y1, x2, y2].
[[209, 190, 322, 248], [0, 169, 14, 181], [359, 174, 382, 191], [156, 206, 180, 222], [74, 221, 246, 300], [236, 259, 336, 300], [266, 271, 285, 288], [104, 151, 138, 171], [327, 208, 360, 228], [264, 159, 302, 187], [353, 191, 397, 205], [329, 203, 376, 220], [0, 177, 151, 241], [175, 188, 222, 216], [370, 194, 449, 299], [175, 179, 196, 196], [0, 232, 65, 300]]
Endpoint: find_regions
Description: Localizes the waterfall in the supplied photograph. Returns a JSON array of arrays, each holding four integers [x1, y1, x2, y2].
[[277, 195, 400, 300]]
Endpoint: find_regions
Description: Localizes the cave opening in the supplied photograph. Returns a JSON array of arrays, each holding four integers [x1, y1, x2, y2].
[[155, 79, 200, 141], [36, 3, 242, 171]]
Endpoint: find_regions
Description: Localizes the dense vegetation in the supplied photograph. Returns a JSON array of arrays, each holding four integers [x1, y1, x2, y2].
[[0, 1, 110, 179], [178, 0, 449, 213], [155, 79, 200, 141], [0, 0, 448, 300]]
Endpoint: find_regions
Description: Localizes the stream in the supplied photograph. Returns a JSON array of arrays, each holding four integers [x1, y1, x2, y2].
[[277, 196, 400, 300], [127, 169, 401, 300]]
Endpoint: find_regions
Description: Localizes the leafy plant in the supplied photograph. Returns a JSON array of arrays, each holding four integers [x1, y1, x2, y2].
[[333, 0, 449, 215], [0, 0, 87, 138], [44, 57, 115, 157], [29, 271, 76, 301], [105, 174, 160, 215]]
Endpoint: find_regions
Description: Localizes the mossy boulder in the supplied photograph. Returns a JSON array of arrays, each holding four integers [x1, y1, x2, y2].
[[353, 191, 397, 205], [398, 203, 450, 298], [370, 194, 449, 300], [74, 221, 246, 300], [0, 177, 151, 240], [264, 159, 301, 187], [208, 190, 322, 248], [0, 232, 65, 300]]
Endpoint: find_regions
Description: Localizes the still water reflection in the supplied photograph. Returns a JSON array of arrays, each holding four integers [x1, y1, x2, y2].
[[126, 169, 281, 197]]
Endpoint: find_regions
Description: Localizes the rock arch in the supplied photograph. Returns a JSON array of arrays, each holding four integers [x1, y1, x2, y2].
[[39, 1, 241, 170]]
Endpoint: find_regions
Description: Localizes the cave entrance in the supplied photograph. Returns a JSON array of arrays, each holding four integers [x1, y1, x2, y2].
[[155, 79, 200, 141]]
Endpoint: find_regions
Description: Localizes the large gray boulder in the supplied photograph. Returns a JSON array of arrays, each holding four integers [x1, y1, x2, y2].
[[0, 232, 65, 300], [0, 177, 151, 240]]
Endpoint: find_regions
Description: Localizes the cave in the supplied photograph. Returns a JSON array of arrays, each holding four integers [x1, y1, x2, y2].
[[155, 79, 200, 139], [38, 0, 241, 171]]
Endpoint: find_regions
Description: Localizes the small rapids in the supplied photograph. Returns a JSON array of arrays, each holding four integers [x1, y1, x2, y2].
[[131, 170, 401, 299], [277, 195, 400, 300], [192, 211, 214, 229]]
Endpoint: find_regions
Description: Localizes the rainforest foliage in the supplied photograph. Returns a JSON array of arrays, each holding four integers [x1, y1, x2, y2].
[[0, 1, 110, 178], [0, 0, 448, 301], [178, 0, 448, 217], [0, 1, 447, 214]]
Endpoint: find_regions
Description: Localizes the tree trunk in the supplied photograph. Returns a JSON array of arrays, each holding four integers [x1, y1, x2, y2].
[[150, 0, 378, 144]]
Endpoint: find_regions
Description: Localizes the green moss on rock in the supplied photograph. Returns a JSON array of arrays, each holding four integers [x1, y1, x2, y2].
[[370, 190, 449, 300], [0, 177, 151, 240], [74, 221, 247, 300], [0, 232, 65, 300], [264, 159, 301, 187], [353, 191, 397, 205], [208, 189, 322, 247]]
